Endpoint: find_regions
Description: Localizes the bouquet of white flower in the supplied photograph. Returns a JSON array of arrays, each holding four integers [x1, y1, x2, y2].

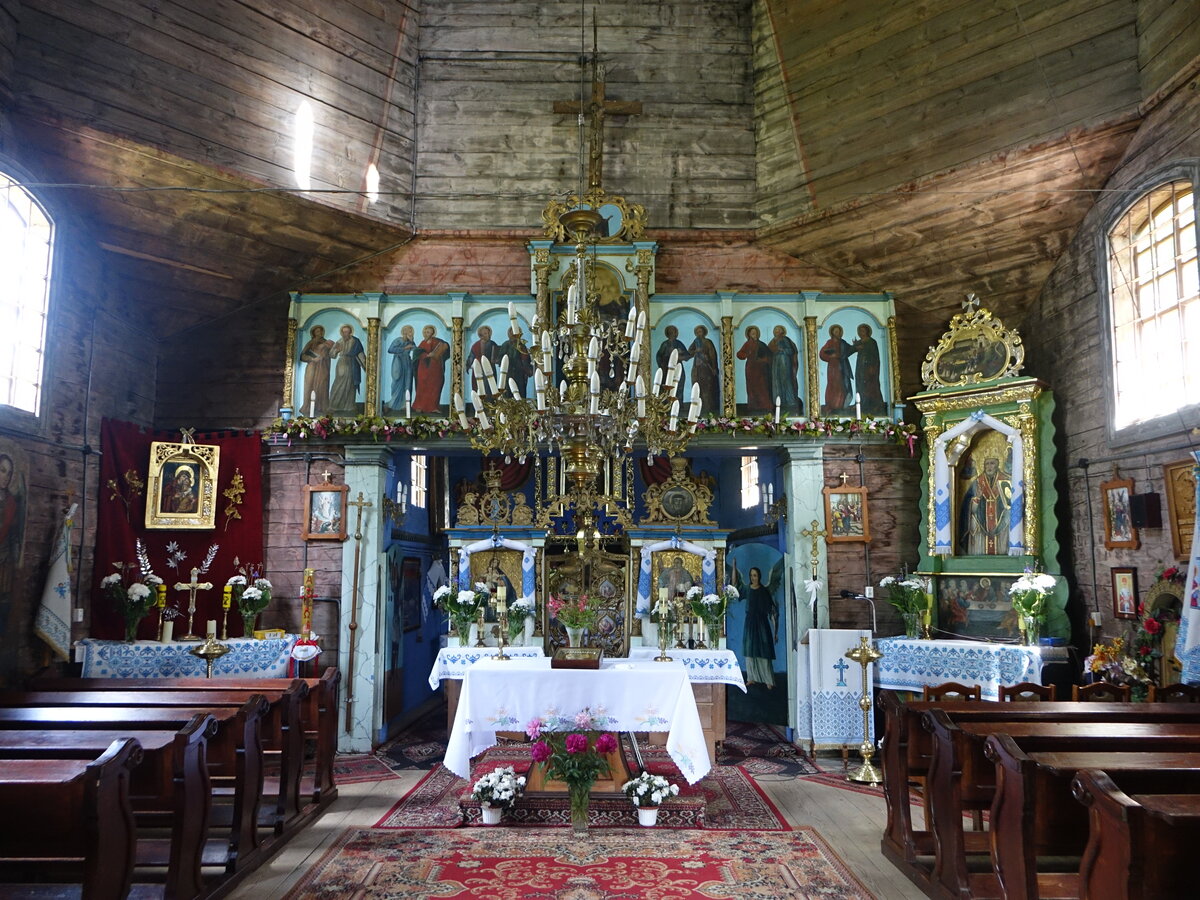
[[622, 771, 680, 808], [471, 765, 525, 808], [1009, 570, 1056, 619]]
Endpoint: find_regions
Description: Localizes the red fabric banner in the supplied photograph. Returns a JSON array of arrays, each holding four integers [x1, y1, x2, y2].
[[92, 419, 264, 640]]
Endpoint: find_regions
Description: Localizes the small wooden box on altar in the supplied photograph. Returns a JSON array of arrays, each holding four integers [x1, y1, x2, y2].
[[551, 648, 604, 669]]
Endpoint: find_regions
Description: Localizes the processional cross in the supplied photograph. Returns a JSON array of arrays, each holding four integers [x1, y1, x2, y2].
[[175, 566, 213, 641], [800, 520, 826, 579], [553, 23, 643, 192], [345, 492, 373, 733]]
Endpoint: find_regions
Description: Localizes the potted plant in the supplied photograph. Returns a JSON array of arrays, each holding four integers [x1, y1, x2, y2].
[[621, 771, 680, 826], [470, 765, 526, 825]]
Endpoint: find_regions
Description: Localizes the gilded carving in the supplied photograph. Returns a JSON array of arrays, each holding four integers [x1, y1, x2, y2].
[[531, 246, 559, 326], [366, 317, 381, 417], [721, 315, 735, 418], [284, 318, 298, 411], [451, 316, 464, 413], [804, 316, 819, 413], [920, 297, 1025, 389], [542, 187, 646, 244], [641, 457, 715, 526], [886, 315, 901, 410]]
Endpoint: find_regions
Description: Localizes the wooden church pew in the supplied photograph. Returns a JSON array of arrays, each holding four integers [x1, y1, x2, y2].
[[1071, 768, 1200, 900], [0, 716, 213, 900], [0, 737, 141, 900]]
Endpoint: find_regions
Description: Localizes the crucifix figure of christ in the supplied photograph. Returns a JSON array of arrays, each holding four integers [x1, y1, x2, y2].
[[175, 567, 214, 642], [553, 32, 642, 193], [800, 519, 826, 579]]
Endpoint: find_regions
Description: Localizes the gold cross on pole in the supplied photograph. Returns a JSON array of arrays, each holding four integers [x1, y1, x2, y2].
[[800, 519, 827, 579], [174, 566, 214, 641]]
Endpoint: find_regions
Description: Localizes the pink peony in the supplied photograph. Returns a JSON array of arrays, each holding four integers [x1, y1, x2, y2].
[[594, 733, 617, 754], [526, 718, 543, 740], [574, 711, 593, 729], [530, 741, 552, 763], [565, 733, 589, 754]]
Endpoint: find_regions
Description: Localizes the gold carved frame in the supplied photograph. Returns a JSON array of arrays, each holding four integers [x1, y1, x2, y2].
[[145, 440, 219, 530]]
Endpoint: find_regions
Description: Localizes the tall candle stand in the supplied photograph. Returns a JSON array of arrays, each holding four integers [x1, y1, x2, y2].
[[188, 635, 231, 679], [845, 635, 883, 784], [492, 591, 510, 661], [475, 606, 487, 648], [654, 600, 673, 662], [673, 595, 687, 648]]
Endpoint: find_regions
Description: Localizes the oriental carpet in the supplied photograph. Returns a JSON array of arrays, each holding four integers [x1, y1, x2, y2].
[[283, 827, 876, 899]]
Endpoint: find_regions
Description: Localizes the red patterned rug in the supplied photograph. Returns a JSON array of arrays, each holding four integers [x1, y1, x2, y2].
[[332, 753, 403, 784], [375, 745, 788, 831], [284, 827, 876, 899]]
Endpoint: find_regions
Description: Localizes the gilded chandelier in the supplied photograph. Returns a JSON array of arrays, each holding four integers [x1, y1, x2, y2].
[[452, 207, 701, 528]]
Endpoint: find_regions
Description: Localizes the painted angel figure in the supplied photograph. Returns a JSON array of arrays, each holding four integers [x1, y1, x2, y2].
[[729, 557, 785, 688]]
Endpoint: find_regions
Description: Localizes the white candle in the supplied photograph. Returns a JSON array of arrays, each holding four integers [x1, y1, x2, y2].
[[669, 398, 680, 431], [206, 619, 217, 638], [478, 408, 491, 430], [588, 336, 600, 361], [508, 301, 518, 335], [160, 620, 174, 643], [775, 396, 781, 424], [654, 368, 665, 392], [405, 389, 411, 420], [855, 392, 861, 419], [509, 377, 521, 400], [309, 391, 316, 418], [499, 354, 509, 382]]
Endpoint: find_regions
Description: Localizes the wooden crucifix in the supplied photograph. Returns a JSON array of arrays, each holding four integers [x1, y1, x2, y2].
[[553, 28, 642, 192]]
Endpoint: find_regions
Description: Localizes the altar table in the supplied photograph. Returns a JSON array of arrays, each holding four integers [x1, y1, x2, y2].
[[427, 645, 546, 689], [874, 637, 1043, 701], [75, 636, 299, 679], [444, 657, 711, 784]]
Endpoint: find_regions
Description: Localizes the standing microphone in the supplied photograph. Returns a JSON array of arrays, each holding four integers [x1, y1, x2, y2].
[[838, 589, 877, 634]]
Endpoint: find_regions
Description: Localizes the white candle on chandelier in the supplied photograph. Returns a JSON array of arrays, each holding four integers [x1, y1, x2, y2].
[[637, 310, 647, 334], [668, 348, 679, 372], [453, 392, 469, 429], [654, 367, 665, 392], [508, 301, 519, 336], [588, 336, 600, 361], [478, 408, 491, 430], [499, 354, 510, 384], [566, 283, 578, 323], [534, 369, 546, 410], [689, 382, 702, 421], [625, 306, 637, 339], [508, 377, 521, 400], [669, 397, 680, 432]]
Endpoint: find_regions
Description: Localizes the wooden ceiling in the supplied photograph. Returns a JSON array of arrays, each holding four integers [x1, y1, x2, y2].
[[16, 115, 412, 339]]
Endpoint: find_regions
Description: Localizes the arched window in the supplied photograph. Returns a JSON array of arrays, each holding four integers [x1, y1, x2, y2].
[[1106, 174, 1198, 433], [0, 170, 53, 414]]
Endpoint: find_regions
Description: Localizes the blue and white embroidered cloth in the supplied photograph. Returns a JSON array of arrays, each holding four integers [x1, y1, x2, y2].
[[797, 629, 875, 747], [626, 648, 747, 691], [77, 636, 299, 678], [875, 637, 1042, 700], [427, 646, 546, 689], [444, 657, 711, 784]]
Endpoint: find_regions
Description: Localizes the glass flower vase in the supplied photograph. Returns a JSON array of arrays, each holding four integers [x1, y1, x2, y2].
[[124, 614, 145, 643], [706, 623, 721, 649], [455, 617, 473, 647], [902, 612, 920, 640], [568, 781, 590, 836], [1021, 615, 1041, 646], [565, 626, 584, 648], [242, 613, 258, 638]]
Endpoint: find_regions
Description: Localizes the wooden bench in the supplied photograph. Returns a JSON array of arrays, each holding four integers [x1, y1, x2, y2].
[[878, 691, 1200, 874], [922, 709, 1200, 899], [0, 698, 267, 874], [985, 737, 1200, 900], [1, 684, 307, 832], [1071, 768, 1200, 900], [0, 716, 213, 900], [0, 737, 140, 900], [33, 668, 340, 804]]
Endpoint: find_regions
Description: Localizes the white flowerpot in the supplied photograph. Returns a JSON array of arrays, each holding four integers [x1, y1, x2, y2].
[[524, 615, 535, 645], [480, 804, 503, 825], [637, 806, 659, 827]]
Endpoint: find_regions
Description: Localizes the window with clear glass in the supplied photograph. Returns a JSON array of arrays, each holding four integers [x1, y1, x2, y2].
[[410, 455, 428, 509], [0, 171, 53, 414], [1107, 179, 1199, 430], [740, 455, 760, 510]]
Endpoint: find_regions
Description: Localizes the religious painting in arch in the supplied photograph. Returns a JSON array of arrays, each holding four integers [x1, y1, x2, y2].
[[733, 308, 805, 418], [724, 544, 788, 726], [469, 548, 523, 625], [464, 307, 536, 404], [295, 311, 369, 418], [145, 440, 219, 530], [651, 308, 723, 418], [953, 428, 1015, 556], [380, 310, 452, 416], [816, 309, 890, 418]]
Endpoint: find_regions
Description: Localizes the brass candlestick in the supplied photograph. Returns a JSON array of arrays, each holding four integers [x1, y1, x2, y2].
[[845, 635, 883, 784], [475, 607, 487, 647], [673, 596, 687, 648], [188, 635, 231, 679], [492, 594, 510, 661], [220, 604, 230, 640], [655, 605, 673, 662]]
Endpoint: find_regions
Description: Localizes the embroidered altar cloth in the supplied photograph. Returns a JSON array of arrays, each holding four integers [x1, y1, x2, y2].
[[77, 636, 299, 679], [875, 637, 1042, 700], [427, 646, 546, 689], [626, 648, 747, 691], [444, 657, 711, 784]]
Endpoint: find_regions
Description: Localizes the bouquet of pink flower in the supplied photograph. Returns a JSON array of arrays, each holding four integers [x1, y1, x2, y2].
[[547, 593, 598, 629], [526, 709, 617, 792]]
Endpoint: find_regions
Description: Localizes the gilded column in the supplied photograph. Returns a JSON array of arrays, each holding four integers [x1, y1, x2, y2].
[[924, 418, 942, 554], [283, 318, 298, 412], [365, 317, 381, 417], [721, 315, 735, 418], [804, 316, 820, 415], [1017, 399, 1040, 557], [532, 247, 558, 326], [887, 316, 902, 412], [452, 316, 465, 409]]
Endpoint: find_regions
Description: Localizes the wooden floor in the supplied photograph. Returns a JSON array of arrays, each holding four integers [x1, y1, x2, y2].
[[228, 755, 927, 900]]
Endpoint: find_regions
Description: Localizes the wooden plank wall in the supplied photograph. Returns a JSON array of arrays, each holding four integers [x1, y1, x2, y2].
[[1019, 67, 1200, 641], [1137, 0, 1200, 100], [414, 0, 755, 231], [0, 0, 17, 111], [15, 0, 419, 225], [757, 0, 1141, 220]]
